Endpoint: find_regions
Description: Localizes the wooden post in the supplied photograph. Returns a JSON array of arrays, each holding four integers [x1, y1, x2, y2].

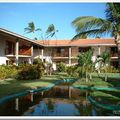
[[29, 90, 34, 102], [31, 93, 33, 102], [15, 98, 19, 111], [105, 74, 107, 81], [90, 74, 92, 80], [86, 72, 88, 82], [86, 91, 88, 100], [41, 91, 44, 97], [69, 86, 72, 98]]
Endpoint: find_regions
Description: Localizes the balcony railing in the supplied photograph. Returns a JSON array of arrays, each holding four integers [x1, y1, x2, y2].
[[52, 53, 68, 57], [111, 52, 118, 57]]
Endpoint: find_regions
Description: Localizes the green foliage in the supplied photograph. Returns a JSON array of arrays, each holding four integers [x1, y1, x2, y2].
[[101, 65, 119, 73], [17, 64, 44, 80], [57, 62, 66, 72], [71, 3, 120, 70], [24, 22, 41, 34], [0, 65, 17, 80], [46, 24, 58, 39], [100, 51, 110, 64], [66, 66, 76, 77], [17, 60, 45, 80], [78, 49, 94, 67]]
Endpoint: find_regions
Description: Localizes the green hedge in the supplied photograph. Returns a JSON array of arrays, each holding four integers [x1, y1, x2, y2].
[[0, 65, 17, 80]]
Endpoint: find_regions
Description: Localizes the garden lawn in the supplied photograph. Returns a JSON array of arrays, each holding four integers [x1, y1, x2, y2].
[[73, 77, 113, 87], [0, 74, 71, 98], [73, 73, 120, 103]]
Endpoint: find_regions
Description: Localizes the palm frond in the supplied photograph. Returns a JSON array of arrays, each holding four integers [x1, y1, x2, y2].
[[106, 3, 120, 23], [46, 24, 55, 34], [35, 28, 42, 31], [72, 16, 110, 33]]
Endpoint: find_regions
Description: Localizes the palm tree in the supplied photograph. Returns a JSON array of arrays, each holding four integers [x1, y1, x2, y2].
[[24, 22, 41, 39], [72, 3, 120, 70], [46, 24, 58, 39]]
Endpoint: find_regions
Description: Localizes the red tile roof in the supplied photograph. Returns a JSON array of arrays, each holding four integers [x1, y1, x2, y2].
[[35, 38, 116, 47]]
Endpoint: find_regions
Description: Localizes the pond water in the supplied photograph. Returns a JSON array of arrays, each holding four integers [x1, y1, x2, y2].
[[0, 86, 117, 116]]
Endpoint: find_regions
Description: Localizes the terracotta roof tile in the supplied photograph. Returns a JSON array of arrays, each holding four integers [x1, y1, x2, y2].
[[35, 38, 116, 46]]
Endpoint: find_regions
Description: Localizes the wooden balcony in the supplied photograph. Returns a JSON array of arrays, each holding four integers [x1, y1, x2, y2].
[[52, 48, 69, 58], [52, 53, 68, 57]]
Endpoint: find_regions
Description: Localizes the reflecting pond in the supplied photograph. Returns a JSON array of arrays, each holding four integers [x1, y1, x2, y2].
[[0, 86, 118, 116]]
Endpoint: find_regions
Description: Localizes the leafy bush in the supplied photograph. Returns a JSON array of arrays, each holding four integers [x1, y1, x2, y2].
[[17, 64, 44, 80], [0, 65, 18, 80], [33, 58, 45, 76], [57, 62, 66, 72], [101, 65, 119, 73], [66, 65, 78, 77]]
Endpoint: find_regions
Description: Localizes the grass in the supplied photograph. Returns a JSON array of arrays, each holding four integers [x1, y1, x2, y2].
[[73, 77, 113, 87], [91, 91, 120, 103], [0, 71, 120, 103], [90, 72, 120, 79], [73, 73, 120, 103], [0, 74, 72, 98]]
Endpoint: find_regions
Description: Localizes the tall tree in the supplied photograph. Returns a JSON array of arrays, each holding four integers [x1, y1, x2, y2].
[[24, 22, 41, 40], [72, 3, 120, 70], [46, 24, 58, 39]]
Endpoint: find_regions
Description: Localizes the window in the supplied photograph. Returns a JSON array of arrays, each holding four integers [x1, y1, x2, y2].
[[79, 47, 91, 53]]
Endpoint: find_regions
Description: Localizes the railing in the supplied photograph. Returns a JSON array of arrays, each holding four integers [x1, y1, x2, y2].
[[52, 53, 68, 57], [111, 52, 118, 57]]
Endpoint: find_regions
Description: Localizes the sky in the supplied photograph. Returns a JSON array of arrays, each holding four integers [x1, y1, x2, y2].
[[0, 3, 107, 40]]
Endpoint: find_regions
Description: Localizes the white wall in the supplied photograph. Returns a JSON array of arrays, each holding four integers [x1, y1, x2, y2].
[[0, 39, 7, 65], [33, 49, 42, 58]]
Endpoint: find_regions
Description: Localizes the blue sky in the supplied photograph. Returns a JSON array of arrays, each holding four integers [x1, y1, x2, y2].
[[0, 3, 107, 40]]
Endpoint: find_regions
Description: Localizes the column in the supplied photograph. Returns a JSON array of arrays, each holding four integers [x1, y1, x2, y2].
[[15, 39, 19, 66], [41, 48, 44, 62], [68, 47, 71, 65], [31, 44, 33, 64], [15, 98, 19, 111], [98, 46, 101, 55]]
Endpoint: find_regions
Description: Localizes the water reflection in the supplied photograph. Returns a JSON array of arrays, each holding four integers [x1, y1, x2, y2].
[[24, 98, 80, 116], [0, 86, 115, 116]]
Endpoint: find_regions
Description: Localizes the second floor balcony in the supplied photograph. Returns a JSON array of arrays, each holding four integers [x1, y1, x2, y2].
[[5, 41, 32, 56], [52, 48, 69, 58]]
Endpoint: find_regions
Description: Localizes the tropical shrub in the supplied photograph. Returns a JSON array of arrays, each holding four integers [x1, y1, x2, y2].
[[33, 58, 45, 76], [17, 65, 40, 80], [17, 63, 45, 80], [66, 65, 78, 77], [0, 65, 17, 80], [78, 49, 94, 66], [57, 62, 66, 72], [101, 65, 119, 73]]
